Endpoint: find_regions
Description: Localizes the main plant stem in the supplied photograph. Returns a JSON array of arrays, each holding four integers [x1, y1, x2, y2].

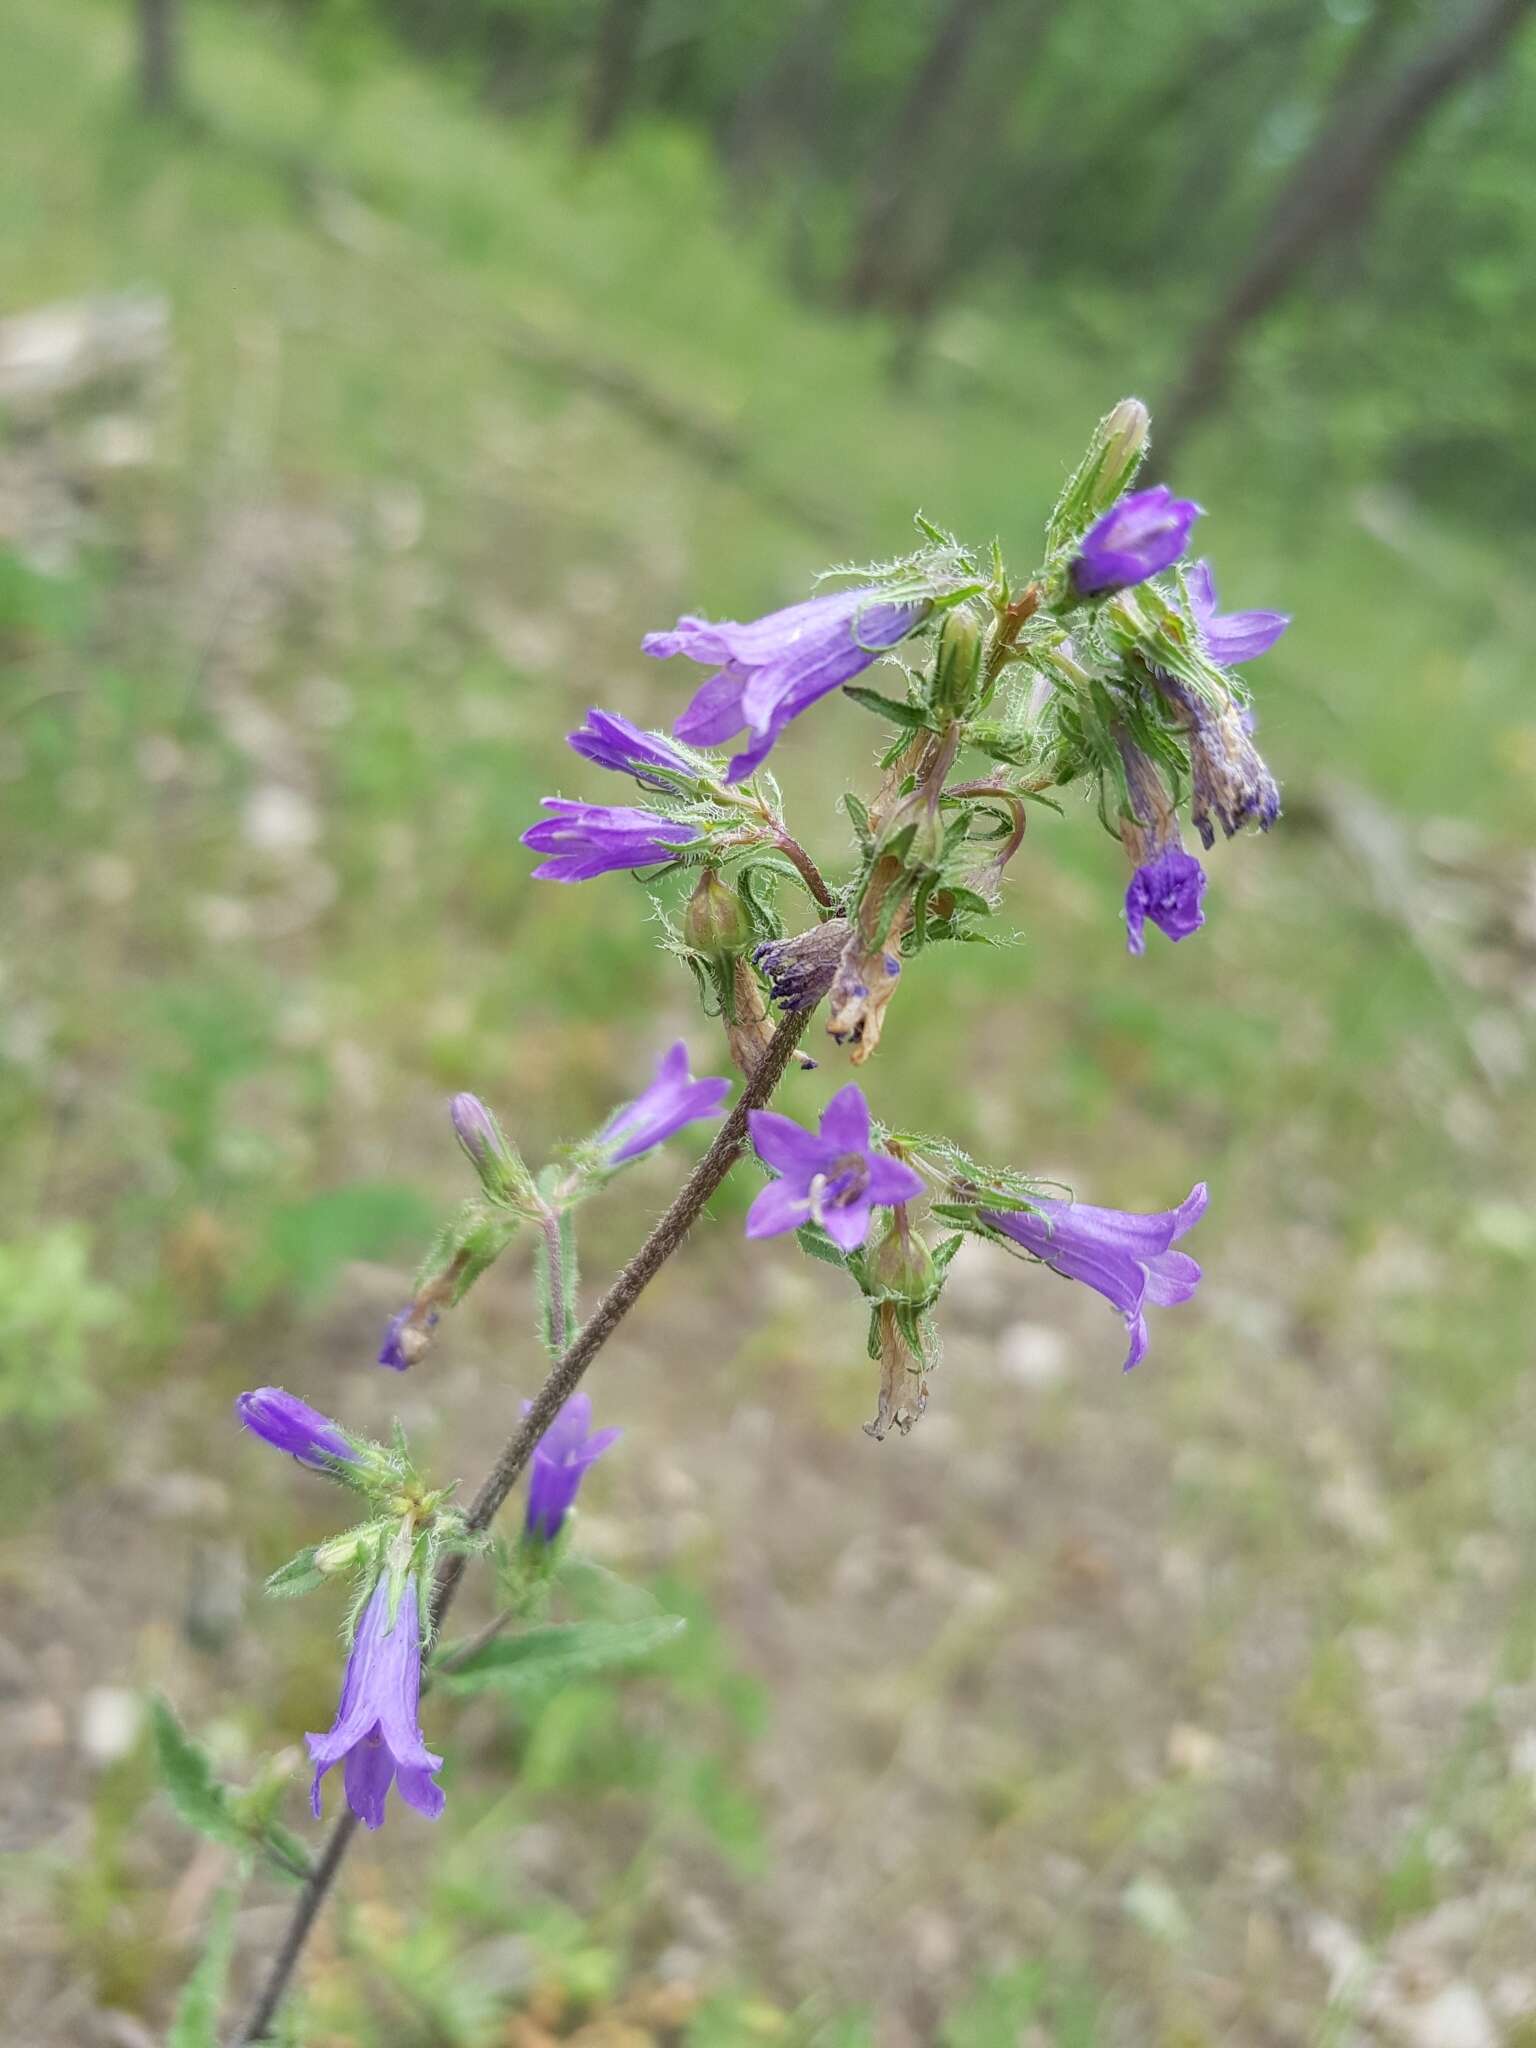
[[236, 1008, 812, 2043]]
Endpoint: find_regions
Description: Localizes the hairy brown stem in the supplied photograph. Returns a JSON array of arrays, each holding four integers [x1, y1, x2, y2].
[[235, 1008, 812, 2043], [536, 1203, 568, 1354], [772, 829, 836, 909]]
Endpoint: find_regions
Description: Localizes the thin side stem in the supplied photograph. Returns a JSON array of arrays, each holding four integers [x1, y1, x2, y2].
[[771, 829, 836, 909], [536, 1203, 567, 1355], [235, 1007, 812, 2043]]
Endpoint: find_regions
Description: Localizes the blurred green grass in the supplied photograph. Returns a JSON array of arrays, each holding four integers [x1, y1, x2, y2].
[[3, 1, 1536, 2042]]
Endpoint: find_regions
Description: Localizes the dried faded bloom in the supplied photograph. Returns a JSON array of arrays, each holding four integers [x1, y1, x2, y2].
[[753, 917, 851, 1015], [1155, 673, 1280, 850], [866, 1301, 929, 1441]]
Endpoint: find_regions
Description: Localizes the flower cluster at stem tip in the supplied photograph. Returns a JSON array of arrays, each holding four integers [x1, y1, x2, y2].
[[224, 400, 1287, 1841]]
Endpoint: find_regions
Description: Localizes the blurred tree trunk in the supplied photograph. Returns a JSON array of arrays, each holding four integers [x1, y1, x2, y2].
[[1158, 0, 1536, 466], [579, 0, 653, 151], [844, 0, 1005, 307], [136, 0, 180, 115], [724, 0, 856, 194]]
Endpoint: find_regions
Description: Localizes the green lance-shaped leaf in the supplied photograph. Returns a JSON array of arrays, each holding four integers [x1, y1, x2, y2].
[[841, 685, 936, 732], [435, 1616, 686, 1697], [167, 1880, 241, 2048], [151, 1697, 253, 1855]]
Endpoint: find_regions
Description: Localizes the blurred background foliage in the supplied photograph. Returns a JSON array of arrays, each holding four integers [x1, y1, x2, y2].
[[2, 0, 1535, 2043]]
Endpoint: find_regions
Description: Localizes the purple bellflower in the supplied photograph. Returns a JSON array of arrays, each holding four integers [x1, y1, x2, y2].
[[522, 800, 699, 883], [1187, 561, 1289, 667], [308, 1573, 444, 1830], [983, 1182, 1208, 1371], [524, 1392, 620, 1543], [645, 586, 930, 785], [1117, 733, 1207, 956], [1071, 486, 1202, 598], [1125, 845, 1208, 955], [237, 1387, 355, 1470], [598, 1040, 731, 1165], [567, 708, 697, 790], [746, 1084, 925, 1254]]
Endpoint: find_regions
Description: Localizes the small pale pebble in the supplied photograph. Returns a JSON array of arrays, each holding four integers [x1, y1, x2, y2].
[[79, 1686, 143, 1764], [243, 784, 319, 856], [997, 1319, 1068, 1390], [1394, 1983, 1496, 2048]]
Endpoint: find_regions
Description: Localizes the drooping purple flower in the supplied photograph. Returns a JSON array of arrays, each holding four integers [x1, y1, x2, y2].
[[308, 1573, 444, 1830], [522, 800, 699, 883], [597, 1040, 731, 1165], [982, 1182, 1208, 1371], [523, 1392, 620, 1543], [1125, 844, 1208, 956], [1114, 730, 1207, 955], [745, 1084, 925, 1254], [1071, 486, 1202, 597], [645, 586, 931, 785], [379, 1303, 439, 1372], [237, 1387, 356, 1470], [567, 708, 697, 790], [1187, 561, 1289, 667]]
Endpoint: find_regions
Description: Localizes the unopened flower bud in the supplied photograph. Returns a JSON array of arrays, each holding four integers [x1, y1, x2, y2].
[[931, 608, 984, 717], [450, 1093, 535, 1208], [868, 1216, 937, 1304], [684, 868, 752, 961], [1096, 398, 1150, 503], [877, 785, 945, 875], [314, 1532, 369, 1574]]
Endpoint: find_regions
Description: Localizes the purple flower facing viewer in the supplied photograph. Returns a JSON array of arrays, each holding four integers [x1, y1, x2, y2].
[[1125, 845, 1208, 956], [308, 1573, 444, 1830], [567, 708, 697, 791], [522, 800, 699, 883], [237, 1387, 355, 1471], [645, 586, 930, 785], [1071, 486, 1202, 598], [598, 1040, 731, 1165], [524, 1392, 620, 1543], [1187, 561, 1289, 667], [982, 1182, 1207, 1371], [746, 1084, 924, 1254]]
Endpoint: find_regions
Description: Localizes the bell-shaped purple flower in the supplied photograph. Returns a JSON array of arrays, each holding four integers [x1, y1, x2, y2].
[[746, 1084, 924, 1254], [524, 1392, 620, 1543], [1071, 486, 1202, 597], [982, 1182, 1207, 1371], [308, 1574, 444, 1830], [1187, 561, 1289, 667], [598, 1040, 731, 1165], [645, 586, 930, 785], [237, 1387, 356, 1470], [567, 708, 697, 790], [522, 800, 699, 883], [1125, 845, 1207, 956]]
